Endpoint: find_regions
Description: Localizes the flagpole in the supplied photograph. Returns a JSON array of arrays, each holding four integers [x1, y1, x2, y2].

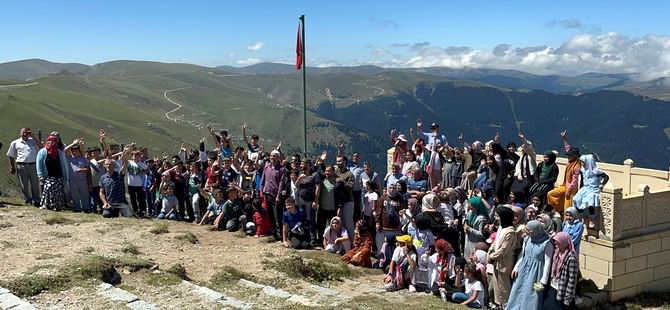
[[300, 15, 307, 158]]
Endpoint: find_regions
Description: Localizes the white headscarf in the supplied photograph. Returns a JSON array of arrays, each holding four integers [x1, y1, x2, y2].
[[580, 154, 602, 178]]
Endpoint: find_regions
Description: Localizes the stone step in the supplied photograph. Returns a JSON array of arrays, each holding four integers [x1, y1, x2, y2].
[[179, 280, 252, 310], [96, 283, 158, 310], [0, 287, 36, 310], [238, 279, 318, 307]]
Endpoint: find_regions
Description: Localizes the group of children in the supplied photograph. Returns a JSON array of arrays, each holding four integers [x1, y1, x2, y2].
[[17, 122, 611, 309]]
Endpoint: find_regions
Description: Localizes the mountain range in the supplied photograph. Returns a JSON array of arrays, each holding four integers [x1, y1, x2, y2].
[[1, 59, 669, 193]]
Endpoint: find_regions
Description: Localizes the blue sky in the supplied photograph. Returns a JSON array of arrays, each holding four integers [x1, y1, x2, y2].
[[2, 1, 670, 77]]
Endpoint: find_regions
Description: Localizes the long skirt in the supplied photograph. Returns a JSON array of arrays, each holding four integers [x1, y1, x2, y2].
[[41, 177, 66, 210]]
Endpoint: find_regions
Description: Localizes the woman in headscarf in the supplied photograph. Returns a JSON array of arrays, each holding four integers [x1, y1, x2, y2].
[[323, 216, 351, 255], [374, 184, 406, 252], [429, 239, 456, 293], [463, 196, 489, 257], [36, 135, 69, 210], [342, 220, 373, 267], [421, 193, 461, 258], [528, 151, 559, 204], [571, 154, 609, 229], [511, 133, 537, 204], [537, 213, 558, 237], [507, 220, 554, 310], [487, 206, 517, 308], [543, 232, 579, 310], [562, 207, 584, 255]]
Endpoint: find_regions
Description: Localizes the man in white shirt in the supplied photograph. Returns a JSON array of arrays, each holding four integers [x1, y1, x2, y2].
[[7, 128, 42, 205]]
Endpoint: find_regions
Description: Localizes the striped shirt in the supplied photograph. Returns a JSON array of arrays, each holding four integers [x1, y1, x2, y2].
[[100, 171, 127, 204]]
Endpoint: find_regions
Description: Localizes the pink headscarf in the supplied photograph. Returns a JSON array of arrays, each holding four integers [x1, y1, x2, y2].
[[551, 232, 577, 279]]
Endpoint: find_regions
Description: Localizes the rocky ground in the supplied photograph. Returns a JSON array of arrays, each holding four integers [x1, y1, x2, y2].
[[1, 197, 668, 310], [0, 197, 461, 310]]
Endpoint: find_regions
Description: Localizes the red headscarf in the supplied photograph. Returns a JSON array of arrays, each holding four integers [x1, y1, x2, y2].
[[45, 135, 59, 159], [436, 239, 454, 282], [552, 232, 577, 279]]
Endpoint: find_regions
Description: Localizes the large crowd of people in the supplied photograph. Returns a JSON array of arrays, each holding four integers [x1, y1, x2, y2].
[[5, 120, 610, 309]]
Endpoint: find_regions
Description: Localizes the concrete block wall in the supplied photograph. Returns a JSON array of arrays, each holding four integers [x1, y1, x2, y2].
[[580, 232, 670, 301]]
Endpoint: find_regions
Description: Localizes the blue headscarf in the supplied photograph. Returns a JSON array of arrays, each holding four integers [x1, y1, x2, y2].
[[526, 220, 549, 243]]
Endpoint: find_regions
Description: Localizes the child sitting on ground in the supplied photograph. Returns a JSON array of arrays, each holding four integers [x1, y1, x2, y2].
[[450, 263, 485, 308], [158, 187, 178, 220], [198, 188, 224, 225], [282, 197, 309, 249], [214, 186, 246, 232]]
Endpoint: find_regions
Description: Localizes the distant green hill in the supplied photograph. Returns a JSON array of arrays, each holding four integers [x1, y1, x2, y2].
[[0, 59, 89, 80]]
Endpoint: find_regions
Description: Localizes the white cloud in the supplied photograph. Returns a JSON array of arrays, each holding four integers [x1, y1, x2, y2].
[[236, 58, 262, 65], [398, 32, 670, 80], [246, 42, 266, 51], [229, 53, 235, 58], [370, 48, 386, 57]]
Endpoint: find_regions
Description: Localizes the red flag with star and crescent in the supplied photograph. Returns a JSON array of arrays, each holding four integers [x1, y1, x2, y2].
[[296, 24, 303, 71]]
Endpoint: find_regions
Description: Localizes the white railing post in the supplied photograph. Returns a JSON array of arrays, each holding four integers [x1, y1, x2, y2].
[[623, 159, 634, 196]]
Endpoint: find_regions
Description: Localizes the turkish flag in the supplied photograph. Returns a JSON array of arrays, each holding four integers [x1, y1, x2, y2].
[[296, 24, 303, 71]]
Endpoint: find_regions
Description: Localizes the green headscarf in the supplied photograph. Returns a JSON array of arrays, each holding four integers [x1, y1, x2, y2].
[[540, 150, 556, 181], [467, 196, 489, 226]]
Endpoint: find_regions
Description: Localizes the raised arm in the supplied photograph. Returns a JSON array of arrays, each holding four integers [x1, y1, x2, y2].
[[64, 138, 83, 158], [119, 144, 133, 175], [242, 123, 250, 145], [458, 133, 471, 151], [99, 129, 109, 157], [415, 119, 423, 135], [337, 141, 344, 158], [390, 129, 397, 146], [561, 130, 571, 151]]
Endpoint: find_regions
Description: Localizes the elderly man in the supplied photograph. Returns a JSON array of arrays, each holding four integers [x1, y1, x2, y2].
[[260, 149, 288, 240], [7, 127, 42, 206]]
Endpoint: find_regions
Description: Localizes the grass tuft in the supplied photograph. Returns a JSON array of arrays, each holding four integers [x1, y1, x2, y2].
[[114, 255, 153, 272], [0, 255, 120, 297], [146, 272, 182, 286], [174, 232, 198, 244], [36, 253, 63, 260], [150, 223, 170, 234], [0, 240, 16, 248], [82, 246, 95, 253], [44, 214, 75, 225], [210, 266, 258, 289], [166, 263, 188, 280], [264, 256, 354, 283], [120, 243, 141, 255], [51, 231, 72, 238]]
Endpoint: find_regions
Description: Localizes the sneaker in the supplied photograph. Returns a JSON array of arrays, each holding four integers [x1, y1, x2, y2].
[[409, 285, 417, 293]]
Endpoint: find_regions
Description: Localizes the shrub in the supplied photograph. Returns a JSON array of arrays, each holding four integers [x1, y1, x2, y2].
[[44, 215, 75, 225], [150, 223, 169, 234], [174, 232, 198, 244], [120, 243, 141, 255], [264, 256, 353, 283]]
